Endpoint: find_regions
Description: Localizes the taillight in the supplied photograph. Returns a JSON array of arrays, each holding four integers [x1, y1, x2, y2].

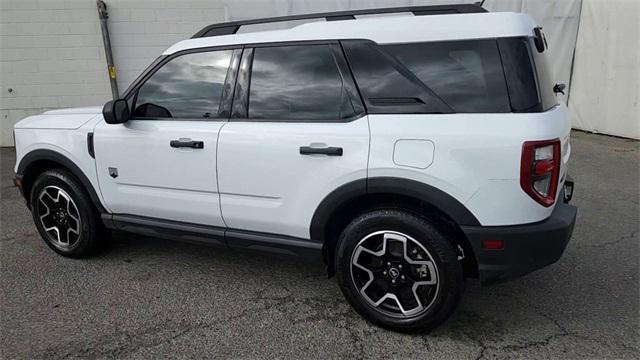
[[520, 139, 561, 207]]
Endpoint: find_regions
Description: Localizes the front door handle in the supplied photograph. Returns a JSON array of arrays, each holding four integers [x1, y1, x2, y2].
[[170, 139, 204, 149], [299, 146, 343, 156]]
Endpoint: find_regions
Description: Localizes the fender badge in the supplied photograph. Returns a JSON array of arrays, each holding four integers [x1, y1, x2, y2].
[[108, 167, 118, 179]]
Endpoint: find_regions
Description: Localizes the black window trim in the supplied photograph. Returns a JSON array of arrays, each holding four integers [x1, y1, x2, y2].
[[230, 39, 366, 123], [125, 44, 242, 122]]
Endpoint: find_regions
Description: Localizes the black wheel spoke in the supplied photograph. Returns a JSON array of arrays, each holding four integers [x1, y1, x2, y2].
[[37, 186, 82, 249]]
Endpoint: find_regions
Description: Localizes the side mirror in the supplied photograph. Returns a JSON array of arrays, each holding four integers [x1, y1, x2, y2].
[[103, 98, 130, 124]]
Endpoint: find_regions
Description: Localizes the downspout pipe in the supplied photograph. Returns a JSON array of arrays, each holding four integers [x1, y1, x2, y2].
[[97, 0, 119, 99]]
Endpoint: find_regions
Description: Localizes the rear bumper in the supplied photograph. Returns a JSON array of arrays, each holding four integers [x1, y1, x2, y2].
[[462, 190, 577, 284]]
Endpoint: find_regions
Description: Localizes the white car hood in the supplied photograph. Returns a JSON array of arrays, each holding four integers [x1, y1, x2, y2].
[[14, 106, 102, 130]]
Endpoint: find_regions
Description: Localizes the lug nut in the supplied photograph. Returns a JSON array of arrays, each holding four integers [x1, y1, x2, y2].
[[383, 270, 387, 276], [391, 279, 396, 284], [401, 275, 405, 280], [398, 264, 403, 269], [387, 262, 391, 266]]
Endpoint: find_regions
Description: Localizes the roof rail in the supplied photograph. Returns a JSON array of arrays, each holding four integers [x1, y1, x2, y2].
[[192, 4, 487, 38]]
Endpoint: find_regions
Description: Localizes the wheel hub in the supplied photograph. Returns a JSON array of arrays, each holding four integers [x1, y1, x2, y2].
[[388, 267, 400, 279], [54, 208, 68, 224]]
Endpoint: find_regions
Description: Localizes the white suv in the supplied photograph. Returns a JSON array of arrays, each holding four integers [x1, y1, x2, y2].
[[13, 5, 577, 331]]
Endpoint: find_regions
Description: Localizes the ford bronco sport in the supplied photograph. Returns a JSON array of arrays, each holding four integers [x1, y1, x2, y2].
[[13, 4, 577, 331]]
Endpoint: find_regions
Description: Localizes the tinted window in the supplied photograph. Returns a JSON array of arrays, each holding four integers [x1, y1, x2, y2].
[[248, 45, 356, 121], [133, 50, 232, 119], [384, 40, 511, 113], [497, 38, 539, 111], [529, 38, 558, 111], [342, 40, 452, 115]]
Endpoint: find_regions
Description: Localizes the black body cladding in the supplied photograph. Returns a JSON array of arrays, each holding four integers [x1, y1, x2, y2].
[[102, 214, 323, 259], [16, 150, 107, 213]]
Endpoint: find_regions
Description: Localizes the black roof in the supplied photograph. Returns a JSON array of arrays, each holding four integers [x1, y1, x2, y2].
[[192, 4, 487, 38]]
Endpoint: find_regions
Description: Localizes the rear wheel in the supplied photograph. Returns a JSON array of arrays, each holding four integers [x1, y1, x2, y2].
[[30, 169, 104, 258], [336, 209, 463, 332]]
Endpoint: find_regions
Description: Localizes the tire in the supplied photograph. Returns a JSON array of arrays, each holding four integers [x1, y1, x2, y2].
[[335, 209, 463, 332], [30, 169, 104, 258]]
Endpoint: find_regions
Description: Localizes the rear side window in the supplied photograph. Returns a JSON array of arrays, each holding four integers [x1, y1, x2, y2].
[[384, 40, 511, 113], [497, 37, 558, 112], [529, 38, 558, 111], [133, 50, 232, 119], [248, 45, 357, 121], [497, 38, 540, 111]]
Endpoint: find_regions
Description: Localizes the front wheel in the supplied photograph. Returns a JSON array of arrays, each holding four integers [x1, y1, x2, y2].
[[335, 209, 463, 332], [30, 169, 104, 258]]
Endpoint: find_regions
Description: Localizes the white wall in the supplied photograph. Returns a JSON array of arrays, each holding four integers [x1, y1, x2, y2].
[[0, 0, 112, 146], [568, 0, 639, 139]]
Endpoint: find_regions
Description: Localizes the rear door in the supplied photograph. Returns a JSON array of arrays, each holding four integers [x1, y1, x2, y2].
[[217, 43, 369, 239], [94, 48, 240, 226]]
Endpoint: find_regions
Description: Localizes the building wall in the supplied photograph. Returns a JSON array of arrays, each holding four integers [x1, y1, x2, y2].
[[0, 0, 112, 146], [104, 0, 227, 94]]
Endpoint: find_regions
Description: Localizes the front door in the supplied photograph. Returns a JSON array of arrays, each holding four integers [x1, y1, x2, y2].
[[217, 44, 369, 239], [94, 48, 239, 226]]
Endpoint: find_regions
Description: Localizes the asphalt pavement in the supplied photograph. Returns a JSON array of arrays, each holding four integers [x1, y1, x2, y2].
[[1, 130, 638, 359]]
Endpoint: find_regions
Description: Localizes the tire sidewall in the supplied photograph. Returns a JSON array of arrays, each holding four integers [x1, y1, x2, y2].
[[30, 170, 98, 257], [336, 210, 463, 332]]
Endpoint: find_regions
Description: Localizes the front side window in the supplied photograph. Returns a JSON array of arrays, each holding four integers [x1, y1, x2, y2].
[[384, 40, 511, 113], [133, 50, 232, 119], [248, 45, 357, 121]]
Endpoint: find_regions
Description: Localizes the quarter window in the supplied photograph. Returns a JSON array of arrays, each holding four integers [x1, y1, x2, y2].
[[248, 45, 357, 121], [133, 50, 232, 119], [384, 40, 511, 113], [497, 38, 539, 111]]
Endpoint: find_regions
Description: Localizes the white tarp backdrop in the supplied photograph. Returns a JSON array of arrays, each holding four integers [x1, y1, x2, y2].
[[568, 0, 639, 139], [225, 0, 582, 108], [1, 0, 638, 145], [224, 0, 636, 139]]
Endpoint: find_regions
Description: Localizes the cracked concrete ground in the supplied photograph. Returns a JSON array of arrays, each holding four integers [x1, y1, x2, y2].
[[1, 130, 638, 359]]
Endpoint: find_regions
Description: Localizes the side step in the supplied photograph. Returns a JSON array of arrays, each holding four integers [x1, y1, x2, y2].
[[102, 214, 322, 259]]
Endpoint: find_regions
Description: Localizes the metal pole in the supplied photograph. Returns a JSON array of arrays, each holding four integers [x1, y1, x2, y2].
[[97, 0, 119, 99]]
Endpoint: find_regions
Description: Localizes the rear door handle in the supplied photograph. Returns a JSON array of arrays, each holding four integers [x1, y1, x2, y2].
[[299, 146, 343, 156], [170, 139, 204, 149]]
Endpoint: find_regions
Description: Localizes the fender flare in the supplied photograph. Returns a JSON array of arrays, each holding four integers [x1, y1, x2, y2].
[[17, 149, 107, 213], [309, 177, 480, 242]]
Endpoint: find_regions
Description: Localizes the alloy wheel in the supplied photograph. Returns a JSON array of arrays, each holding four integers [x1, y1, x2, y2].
[[36, 186, 82, 250], [350, 230, 440, 318]]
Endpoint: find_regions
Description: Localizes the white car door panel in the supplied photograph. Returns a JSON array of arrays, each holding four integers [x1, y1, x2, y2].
[[93, 48, 237, 226], [217, 44, 369, 239], [94, 120, 224, 226], [217, 118, 369, 238]]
